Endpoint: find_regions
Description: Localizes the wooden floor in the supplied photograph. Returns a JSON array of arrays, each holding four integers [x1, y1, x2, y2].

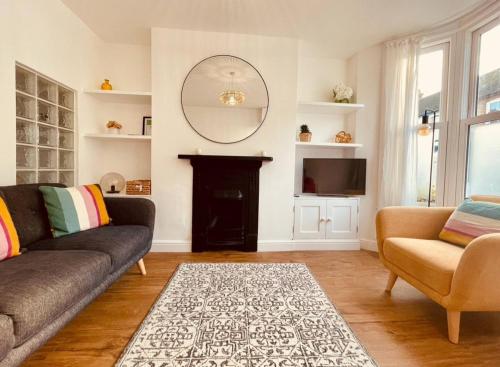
[[24, 251, 500, 367]]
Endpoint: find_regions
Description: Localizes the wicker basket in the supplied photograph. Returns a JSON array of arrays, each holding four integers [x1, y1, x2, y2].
[[126, 180, 151, 195]]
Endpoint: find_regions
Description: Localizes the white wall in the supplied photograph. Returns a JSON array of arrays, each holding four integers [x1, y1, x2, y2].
[[0, 1, 15, 186], [347, 45, 383, 250], [0, 0, 102, 186], [151, 28, 298, 245], [0, 0, 152, 188], [1, 1, 382, 250]]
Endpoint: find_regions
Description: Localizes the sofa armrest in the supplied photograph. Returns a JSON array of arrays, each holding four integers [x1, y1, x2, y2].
[[376, 206, 455, 255], [104, 197, 155, 234], [447, 233, 500, 311]]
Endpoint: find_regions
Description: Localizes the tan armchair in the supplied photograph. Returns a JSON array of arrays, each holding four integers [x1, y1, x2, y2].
[[375, 196, 500, 344]]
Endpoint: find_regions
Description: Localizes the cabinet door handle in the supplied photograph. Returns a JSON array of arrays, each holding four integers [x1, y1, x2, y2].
[[319, 217, 326, 222], [326, 217, 332, 222]]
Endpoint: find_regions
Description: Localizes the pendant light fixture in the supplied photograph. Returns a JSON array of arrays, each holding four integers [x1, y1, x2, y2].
[[219, 71, 245, 106]]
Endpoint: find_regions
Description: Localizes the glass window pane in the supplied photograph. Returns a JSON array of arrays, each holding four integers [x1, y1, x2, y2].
[[476, 23, 500, 116], [466, 120, 500, 196], [418, 49, 444, 122], [417, 129, 440, 206]]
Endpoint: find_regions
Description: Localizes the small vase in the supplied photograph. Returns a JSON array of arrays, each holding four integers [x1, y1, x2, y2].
[[335, 98, 350, 104], [101, 79, 112, 90], [299, 132, 312, 142]]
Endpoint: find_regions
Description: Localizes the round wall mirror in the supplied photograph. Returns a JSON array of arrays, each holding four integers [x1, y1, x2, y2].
[[181, 55, 269, 144]]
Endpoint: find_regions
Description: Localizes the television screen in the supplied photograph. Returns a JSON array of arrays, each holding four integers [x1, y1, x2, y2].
[[302, 158, 366, 195]]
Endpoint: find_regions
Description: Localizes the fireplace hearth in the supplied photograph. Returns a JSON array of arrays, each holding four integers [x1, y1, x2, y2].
[[178, 154, 273, 252]]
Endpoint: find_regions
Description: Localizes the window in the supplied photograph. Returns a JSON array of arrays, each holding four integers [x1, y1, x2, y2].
[[15, 64, 76, 186], [415, 44, 449, 206], [486, 98, 500, 113], [464, 19, 500, 197], [466, 120, 500, 197], [474, 22, 500, 116]]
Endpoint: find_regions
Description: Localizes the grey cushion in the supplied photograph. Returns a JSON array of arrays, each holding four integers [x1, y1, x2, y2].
[[0, 315, 14, 361], [0, 183, 65, 247], [0, 251, 111, 346], [28, 225, 151, 273]]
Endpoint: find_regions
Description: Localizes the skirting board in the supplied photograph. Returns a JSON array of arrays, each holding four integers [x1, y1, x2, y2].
[[151, 239, 360, 253], [360, 239, 378, 252]]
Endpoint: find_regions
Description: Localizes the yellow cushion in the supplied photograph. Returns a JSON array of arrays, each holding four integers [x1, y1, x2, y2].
[[384, 238, 464, 296]]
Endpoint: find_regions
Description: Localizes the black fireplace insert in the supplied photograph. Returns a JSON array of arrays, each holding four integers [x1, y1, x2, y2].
[[178, 154, 272, 252]]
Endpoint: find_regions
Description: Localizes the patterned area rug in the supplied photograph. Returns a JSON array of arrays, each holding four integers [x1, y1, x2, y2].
[[116, 263, 377, 367]]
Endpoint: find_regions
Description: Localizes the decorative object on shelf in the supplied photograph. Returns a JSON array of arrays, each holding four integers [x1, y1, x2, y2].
[[106, 120, 122, 134], [100, 172, 126, 194], [219, 71, 246, 106], [332, 82, 353, 103], [299, 124, 312, 142], [142, 116, 152, 136], [100, 79, 113, 90], [126, 179, 151, 195], [335, 130, 353, 143]]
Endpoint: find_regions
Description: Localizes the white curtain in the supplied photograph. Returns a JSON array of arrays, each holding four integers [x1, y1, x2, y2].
[[378, 37, 421, 207]]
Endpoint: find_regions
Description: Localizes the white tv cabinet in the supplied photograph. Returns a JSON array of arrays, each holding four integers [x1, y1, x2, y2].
[[293, 196, 359, 241]]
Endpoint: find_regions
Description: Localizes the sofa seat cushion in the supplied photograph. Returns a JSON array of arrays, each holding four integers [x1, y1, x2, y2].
[[0, 250, 111, 346], [384, 238, 464, 296], [0, 315, 14, 361], [29, 225, 150, 273]]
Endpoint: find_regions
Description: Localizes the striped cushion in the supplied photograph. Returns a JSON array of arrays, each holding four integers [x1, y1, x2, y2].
[[0, 197, 20, 261], [39, 184, 110, 238], [439, 200, 500, 247]]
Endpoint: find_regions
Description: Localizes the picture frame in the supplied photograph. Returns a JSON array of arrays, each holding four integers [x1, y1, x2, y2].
[[142, 116, 152, 136]]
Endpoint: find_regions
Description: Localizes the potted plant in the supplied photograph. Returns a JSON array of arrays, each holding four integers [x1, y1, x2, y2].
[[299, 124, 312, 142], [106, 120, 123, 134]]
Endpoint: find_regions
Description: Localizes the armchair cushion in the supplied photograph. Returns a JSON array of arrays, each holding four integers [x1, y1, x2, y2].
[[384, 238, 464, 295], [439, 200, 500, 247]]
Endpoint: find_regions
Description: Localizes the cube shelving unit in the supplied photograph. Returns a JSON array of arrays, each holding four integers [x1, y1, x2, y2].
[[15, 64, 76, 186]]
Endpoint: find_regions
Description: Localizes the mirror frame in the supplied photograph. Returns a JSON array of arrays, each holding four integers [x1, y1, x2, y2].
[[181, 54, 270, 144]]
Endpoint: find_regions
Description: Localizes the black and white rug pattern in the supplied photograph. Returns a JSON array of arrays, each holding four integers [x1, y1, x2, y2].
[[116, 263, 377, 367]]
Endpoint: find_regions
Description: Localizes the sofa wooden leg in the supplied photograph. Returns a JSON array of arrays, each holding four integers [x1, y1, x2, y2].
[[447, 310, 461, 344], [137, 258, 147, 275], [385, 271, 398, 292]]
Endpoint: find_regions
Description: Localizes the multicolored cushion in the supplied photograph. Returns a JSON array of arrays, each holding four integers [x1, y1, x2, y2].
[[439, 200, 500, 247], [39, 184, 110, 238], [0, 197, 20, 261]]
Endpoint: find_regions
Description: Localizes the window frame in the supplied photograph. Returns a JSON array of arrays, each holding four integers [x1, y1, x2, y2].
[[415, 41, 450, 206], [457, 16, 500, 199]]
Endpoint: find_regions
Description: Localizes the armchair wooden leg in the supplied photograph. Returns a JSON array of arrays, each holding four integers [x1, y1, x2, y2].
[[385, 271, 398, 292], [447, 310, 461, 344], [137, 258, 147, 275]]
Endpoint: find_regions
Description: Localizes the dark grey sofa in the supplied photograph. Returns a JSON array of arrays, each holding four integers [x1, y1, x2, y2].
[[0, 184, 155, 367]]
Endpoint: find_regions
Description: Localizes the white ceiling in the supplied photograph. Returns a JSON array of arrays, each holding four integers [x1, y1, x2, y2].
[[62, 0, 483, 58]]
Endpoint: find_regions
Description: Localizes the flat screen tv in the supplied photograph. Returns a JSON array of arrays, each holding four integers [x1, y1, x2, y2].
[[302, 158, 366, 196]]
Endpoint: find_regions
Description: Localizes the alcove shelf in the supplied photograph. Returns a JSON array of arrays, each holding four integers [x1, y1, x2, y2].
[[297, 101, 364, 115], [295, 142, 363, 148], [84, 133, 151, 141], [83, 90, 152, 97], [103, 193, 152, 199], [83, 89, 152, 104]]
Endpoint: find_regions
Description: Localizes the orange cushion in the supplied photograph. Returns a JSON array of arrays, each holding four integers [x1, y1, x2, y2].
[[384, 238, 463, 295]]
